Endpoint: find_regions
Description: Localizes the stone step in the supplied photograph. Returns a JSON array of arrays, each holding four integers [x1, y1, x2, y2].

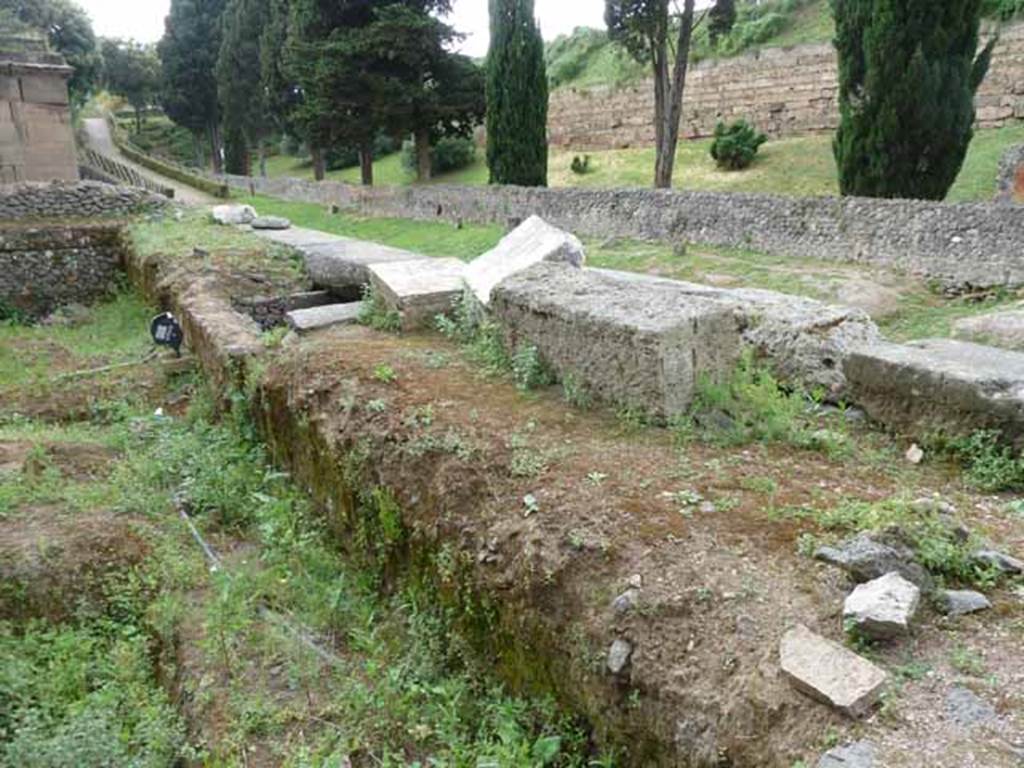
[[779, 624, 887, 718], [285, 302, 362, 333], [303, 239, 423, 294], [368, 257, 466, 330], [843, 338, 1024, 443]]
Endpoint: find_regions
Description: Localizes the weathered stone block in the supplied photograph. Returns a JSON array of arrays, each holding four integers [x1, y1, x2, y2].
[[212, 204, 256, 225], [464, 215, 585, 305], [779, 624, 888, 717], [842, 572, 920, 640], [952, 308, 1024, 350], [490, 263, 744, 419], [304, 238, 423, 294], [844, 339, 1024, 444], [368, 257, 466, 331], [286, 302, 362, 333]]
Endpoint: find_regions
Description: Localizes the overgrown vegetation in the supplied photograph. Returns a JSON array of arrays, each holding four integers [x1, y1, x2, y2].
[[947, 429, 1024, 491], [0, 293, 613, 766]]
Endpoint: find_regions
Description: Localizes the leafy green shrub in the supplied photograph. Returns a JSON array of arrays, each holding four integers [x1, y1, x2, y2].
[[325, 133, 401, 171], [401, 136, 477, 176], [357, 284, 401, 333], [710, 120, 767, 170], [570, 154, 591, 174], [436, 292, 510, 376], [279, 132, 300, 156], [949, 429, 1024, 491]]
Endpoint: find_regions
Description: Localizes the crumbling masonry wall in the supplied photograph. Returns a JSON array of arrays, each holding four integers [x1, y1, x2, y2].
[[548, 22, 1024, 147]]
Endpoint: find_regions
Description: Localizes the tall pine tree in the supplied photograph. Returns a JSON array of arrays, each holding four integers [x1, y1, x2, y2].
[[832, 0, 994, 200], [217, 0, 271, 176], [158, 0, 227, 172], [486, 0, 548, 187]]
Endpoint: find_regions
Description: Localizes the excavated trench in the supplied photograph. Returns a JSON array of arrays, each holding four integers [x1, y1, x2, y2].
[[122, 239, 1024, 767]]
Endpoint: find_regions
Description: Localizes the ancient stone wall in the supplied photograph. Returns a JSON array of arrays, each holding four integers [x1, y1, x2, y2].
[[0, 45, 79, 181], [0, 180, 166, 220], [0, 223, 126, 317], [217, 173, 1024, 291], [548, 22, 1024, 148]]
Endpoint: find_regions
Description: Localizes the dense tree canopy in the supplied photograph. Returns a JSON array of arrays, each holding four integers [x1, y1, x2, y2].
[[486, 0, 548, 187], [158, 0, 227, 171], [216, 0, 271, 175], [100, 38, 160, 132], [832, 0, 993, 200], [0, 0, 100, 107]]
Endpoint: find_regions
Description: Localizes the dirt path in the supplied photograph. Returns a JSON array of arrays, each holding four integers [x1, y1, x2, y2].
[[81, 117, 217, 206]]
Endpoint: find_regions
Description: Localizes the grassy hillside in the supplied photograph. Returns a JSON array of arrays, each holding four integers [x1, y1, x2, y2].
[[263, 123, 1024, 203]]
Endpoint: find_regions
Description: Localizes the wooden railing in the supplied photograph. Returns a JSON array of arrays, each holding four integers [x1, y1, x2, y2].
[[78, 146, 175, 199]]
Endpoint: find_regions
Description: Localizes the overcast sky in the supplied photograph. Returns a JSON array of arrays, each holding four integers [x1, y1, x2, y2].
[[76, 0, 610, 56]]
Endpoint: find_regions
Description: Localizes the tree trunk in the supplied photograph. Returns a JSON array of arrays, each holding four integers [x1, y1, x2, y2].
[[652, 0, 696, 189], [208, 121, 223, 174], [134, 107, 142, 135], [311, 146, 325, 181], [258, 141, 267, 178], [359, 140, 373, 186], [414, 127, 432, 183], [193, 132, 203, 167]]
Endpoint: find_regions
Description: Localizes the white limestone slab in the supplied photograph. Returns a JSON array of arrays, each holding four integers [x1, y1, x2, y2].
[[465, 215, 585, 305], [368, 257, 466, 330]]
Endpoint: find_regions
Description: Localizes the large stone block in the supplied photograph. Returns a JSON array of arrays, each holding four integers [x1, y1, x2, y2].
[[464, 214, 585, 305], [490, 263, 745, 419], [303, 238, 422, 294], [844, 339, 1024, 443], [589, 268, 879, 397], [368, 257, 466, 331], [286, 302, 362, 333], [779, 624, 888, 718], [18, 73, 69, 106]]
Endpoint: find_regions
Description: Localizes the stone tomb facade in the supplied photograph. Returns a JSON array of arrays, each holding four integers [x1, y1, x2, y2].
[[0, 34, 79, 183]]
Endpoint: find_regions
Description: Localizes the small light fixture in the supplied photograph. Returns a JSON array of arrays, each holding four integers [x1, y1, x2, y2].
[[150, 312, 184, 356]]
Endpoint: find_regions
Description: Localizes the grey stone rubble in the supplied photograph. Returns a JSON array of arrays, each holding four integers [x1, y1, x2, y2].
[[972, 549, 1024, 574], [368, 258, 466, 330], [611, 588, 640, 614], [606, 638, 633, 675], [779, 624, 888, 717], [936, 589, 992, 617], [0, 180, 166, 220], [285, 302, 362, 333], [250, 215, 291, 230], [816, 740, 877, 768], [844, 339, 1024, 444], [464, 214, 585, 305], [492, 263, 745, 419], [821, 532, 931, 587], [953, 307, 1024, 350], [842, 572, 920, 640], [946, 686, 997, 727], [212, 204, 256, 225]]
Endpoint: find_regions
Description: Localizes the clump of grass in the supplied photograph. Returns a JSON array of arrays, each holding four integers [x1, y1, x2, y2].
[[358, 284, 401, 333], [435, 291, 517, 379], [511, 344, 555, 392]]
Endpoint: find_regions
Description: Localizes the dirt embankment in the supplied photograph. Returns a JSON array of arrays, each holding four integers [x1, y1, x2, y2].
[[123, 242, 1024, 767]]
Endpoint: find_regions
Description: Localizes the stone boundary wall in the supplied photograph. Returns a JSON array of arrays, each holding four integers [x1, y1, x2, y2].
[[0, 180, 167, 220], [0, 223, 126, 317], [217, 173, 1024, 290], [548, 22, 1024, 148]]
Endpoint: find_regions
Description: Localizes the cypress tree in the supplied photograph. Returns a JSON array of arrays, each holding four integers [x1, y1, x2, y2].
[[831, 0, 994, 200], [486, 0, 548, 187]]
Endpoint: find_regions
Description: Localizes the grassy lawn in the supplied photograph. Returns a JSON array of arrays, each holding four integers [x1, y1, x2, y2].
[[263, 123, 1024, 202]]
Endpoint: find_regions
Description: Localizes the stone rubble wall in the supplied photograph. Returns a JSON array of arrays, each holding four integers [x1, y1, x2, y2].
[[0, 223, 127, 317], [548, 22, 1024, 147], [0, 180, 167, 220], [215, 173, 1024, 291]]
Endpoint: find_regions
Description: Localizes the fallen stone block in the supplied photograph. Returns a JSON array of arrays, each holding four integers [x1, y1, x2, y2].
[[935, 589, 991, 617], [842, 572, 920, 640], [953, 307, 1024, 350], [286, 302, 362, 333], [212, 204, 256, 225], [844, 339, 1024, 444], [464, 215, 585, 305], [248, 226, 343, 249], [946, 686, 997, 727], [491, 263, 745, 419], [587, 268, 879, 397], [251, 215, 291, 230], [779, 624, 888, 718], [971, 548, 1023, 575], [368, 257, 466, 331], [814, 531, 931, 588]]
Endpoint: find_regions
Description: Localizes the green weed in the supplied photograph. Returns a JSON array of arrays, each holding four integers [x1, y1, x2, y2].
[[948, 430, 1024, 492], [359, 284, 401, 333]]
